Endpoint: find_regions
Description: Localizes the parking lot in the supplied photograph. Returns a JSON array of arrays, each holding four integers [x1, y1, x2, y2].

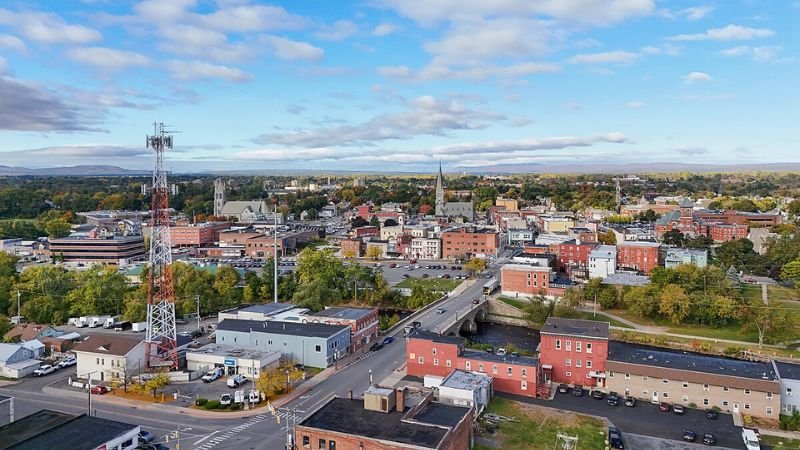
[[373, 262, 468, 286], [500, 391, 744, 449]]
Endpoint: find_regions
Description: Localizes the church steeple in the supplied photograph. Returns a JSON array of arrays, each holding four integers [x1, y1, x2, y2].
[[435, 161, 445, 216]]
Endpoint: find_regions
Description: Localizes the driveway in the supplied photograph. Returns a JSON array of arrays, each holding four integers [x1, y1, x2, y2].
[[499, 391, 744, 449]]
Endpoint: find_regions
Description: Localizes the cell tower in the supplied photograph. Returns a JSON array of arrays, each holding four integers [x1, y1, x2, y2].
[[615, 177, 621, 212], [145, 122, 178, 370]]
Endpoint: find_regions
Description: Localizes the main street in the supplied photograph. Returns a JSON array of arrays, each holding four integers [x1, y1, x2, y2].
[[0, 257, 507, 449]]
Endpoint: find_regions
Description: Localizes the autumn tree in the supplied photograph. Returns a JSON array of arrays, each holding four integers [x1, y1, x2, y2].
[[366, 246, 383, 260], [464, 258, 486, 276], [658, 284, 691, 325], [740, 300, 798, 348]]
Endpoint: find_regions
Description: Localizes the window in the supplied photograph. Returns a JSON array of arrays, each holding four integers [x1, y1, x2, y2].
[[446, 359, 452, 368], [315, 345, 321, 353], [624, 373, 630, 380], [744, 389, 751, 395], [682, 382, 688, 389], [703, 384, 709, 391], [493, 365, 498, 374], [723, 386, 729, 392], [586, 343, 592, 353], [283, 341, 287, 347], [576, 342, 582, 352], [466, 361, 471, 371], [586, 360, 592, 369], [565, 359, 571, 367], [434, 358, 439, 366], [767, 392, 773, 399], [662, 392, 669, 398], [566, 341, 572, 351], [418, 357, 424, 364], [642, 375, 648, 381], [96, 358, 99, 365], [555, 339, 561, 350], [722, 401, 729, 406], [507, 367, 513, 376], [432, 348, 437, 355], [522, 368, 527, 378], [521, 380, 527, 390], [565, 371, 572, 377], [329, 441, 336, 450], [642, 390, 648, 395], [703, 398, 709, 405], [767, 407, 773, 415], [576, 360, 582, 368], [319, 439, 326, 450], [609, 371, 614, 378], [478, 363, 484, 372], [302, 436, 310, 447], [661, 379, 669, 384], [409, 352, 416, 360], [788, 388, 793, 396], [745, 404, 751, 410]]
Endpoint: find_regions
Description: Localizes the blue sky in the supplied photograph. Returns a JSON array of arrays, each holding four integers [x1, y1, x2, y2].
[[0, 0, 797, 172]]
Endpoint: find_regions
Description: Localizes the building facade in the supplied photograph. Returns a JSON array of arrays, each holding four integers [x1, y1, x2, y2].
[[304, 307, 379, 353], [411, 237, 442, 260], [556, 240, 597, 280], [616, 241, 661, 274], [588, 245, 617, 279], [72, 335, 147, 383], [664, 248, 708, 269], [49, 235, 146, 264], [539, 318, 610, 388], [500, 264, 556, 298], [441, 227, 500, 259]]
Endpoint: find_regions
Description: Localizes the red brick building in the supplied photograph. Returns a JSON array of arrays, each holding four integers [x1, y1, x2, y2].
[[556, 240, 597, 280], [305, 307, 379, 352], [352, 226, 379, 239], [706, 223, 748, 242], [340, 238, 362, 257], [615, 241, 661, 274], [500, 264, 562, 297], [655, 202, 778, 243], [296, 388, 473, 450], [170, 222, 229, 247], [539, 317, 610, 388], [441, 226, 500, 259], [407, 331, 542, 398]]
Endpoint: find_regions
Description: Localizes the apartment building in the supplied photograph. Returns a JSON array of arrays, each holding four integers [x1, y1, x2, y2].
[[440, 227, 500, 259], [616, 241, 661, 274], [539, 318, 610, 388], [411, 237, 442, 260]]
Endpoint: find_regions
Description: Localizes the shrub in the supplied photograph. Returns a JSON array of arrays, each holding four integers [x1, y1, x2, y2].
[[712, 405, 721, 412], [205, 400, 220, 410], [724, 346, 745, 356], [744, 415, 753, 425], [688, 403, 697, 409], [196, 398, 208, 407], [230, 403, 240, 411]]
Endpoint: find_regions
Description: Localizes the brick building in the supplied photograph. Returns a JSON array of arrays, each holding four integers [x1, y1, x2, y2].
[[170, 222, 229, 247], [340, 238, 362, 258], [296, 387, 473, 450], [655, 203, 778, 243], [407, 331, 542, 398], [304, 307, 379, 352], [615, 241, 661, 274], [539, 318, 610, 388], [440, 226, 500, 259], [500, 264, 559, 298], [352, 226, 379, 239], [556, 240, 597, 281]]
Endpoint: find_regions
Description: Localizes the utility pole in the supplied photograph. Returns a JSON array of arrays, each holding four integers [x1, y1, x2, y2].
[[593, 292, 597, 318], [16, 291, 20, 322], [195, 295, 201, 332], [82, 371, 98, 416]]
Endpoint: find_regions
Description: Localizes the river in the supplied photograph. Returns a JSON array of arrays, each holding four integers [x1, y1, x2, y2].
[[460, 321, 540, 354]]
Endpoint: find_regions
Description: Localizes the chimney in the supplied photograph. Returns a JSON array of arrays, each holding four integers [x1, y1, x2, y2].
[[396, 387, 405, 412]]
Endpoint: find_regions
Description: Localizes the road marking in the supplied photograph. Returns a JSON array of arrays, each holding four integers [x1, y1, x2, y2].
[[194, 431, 219, 445]]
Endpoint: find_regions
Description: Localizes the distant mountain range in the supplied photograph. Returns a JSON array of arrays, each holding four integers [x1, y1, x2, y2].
[[0, 165, 150, 176], [1, 162, 799, 176]]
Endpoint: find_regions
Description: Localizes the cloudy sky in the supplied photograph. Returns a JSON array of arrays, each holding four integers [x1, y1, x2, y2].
[[0, 0, 797, 172]]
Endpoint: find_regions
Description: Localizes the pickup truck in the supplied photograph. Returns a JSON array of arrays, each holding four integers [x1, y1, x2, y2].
[[202, 367, 224, 383], [57, 357, 76, 369], [742, 428, 760, 450], [33, 364, 57, 376]]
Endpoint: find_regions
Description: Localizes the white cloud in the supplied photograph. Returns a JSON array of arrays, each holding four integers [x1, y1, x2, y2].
[[682, 71, 713, 84], [720, 46, 783, 62], [372, 23, 399, 36], [66, 47, 151, 69], [640, 44, 681, 56], [377, 65, 412, 77], [0, 8, 101, 44], [159, 25, 253, 63], [627, 101, 646, 109], [167, 60, 252, 82], [197, 4, 307, 32], [262, 36, 324, 61], [568, 50, 639, 64], [255, 95, 504, 147], [314, 20, 358, 41], [429, 132, 629, 155], [678, 6, 714, 21], [669, 24, 774, 41], [673, 147, 709, 156], [379, 62, 560, 81], [564, 101, 581, 110], [0, 34, 26, 52]]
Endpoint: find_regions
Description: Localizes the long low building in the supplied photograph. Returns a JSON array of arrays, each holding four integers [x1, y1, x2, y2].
[[216, 319, 350, 368], [605, 341, 780, 420], [186, 344, 281, 378], [0, 409, 140, 450], [48, 235, 146, 264]]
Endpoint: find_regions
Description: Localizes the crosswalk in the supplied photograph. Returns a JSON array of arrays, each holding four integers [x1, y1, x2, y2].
[[193, 412, 289, 449]]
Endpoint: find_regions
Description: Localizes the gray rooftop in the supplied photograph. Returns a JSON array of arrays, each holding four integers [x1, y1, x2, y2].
[[462, 349, 539, 366], [540, 317, 610, 339], [0, 410, 138, 450], [441, 369, 492, 390], [775, 361, 800, 380], [409, 329, 465, 346], [602, 273, 651, 287], [238, 303, 295, 315], [609, 341, 777, 381], [310, 306, 375, 321], [218, 318, 349, 339]]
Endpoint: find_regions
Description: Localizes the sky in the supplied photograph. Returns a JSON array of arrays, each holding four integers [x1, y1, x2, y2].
[[0, 0, 798, 173]]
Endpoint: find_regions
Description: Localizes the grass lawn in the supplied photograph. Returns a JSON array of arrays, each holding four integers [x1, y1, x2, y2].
[[570, 310, 634, 329], [395, 277, 461, 291], [474, 397, 607, 450], [740, 284, 799, 303], [666, 322, 758, 343], [498, 296, 530, 310], [761, 434, 800, 449]]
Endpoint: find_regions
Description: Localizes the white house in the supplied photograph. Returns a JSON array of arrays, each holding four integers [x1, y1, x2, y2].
[[429, 369, 493, 412], [72, 335, 147, 384], [0, 343, 41, 378], [410, 237, 441, 260], [589, 245, 616, 279], [774, 361, 800, 415]]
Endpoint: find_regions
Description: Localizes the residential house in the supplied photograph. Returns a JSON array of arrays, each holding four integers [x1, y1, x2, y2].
[[588, 245, 616, 279], [0, 343, 42, 378], [72, 335, 147, 384], [664, 248, 708, 269], [4, 323, 61, 343]]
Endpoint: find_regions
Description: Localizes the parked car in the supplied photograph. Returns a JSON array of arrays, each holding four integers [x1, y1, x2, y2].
[[624, 396, 636, 407], [443, 274, 451, 279], [659, 402, 670, 412], [220, 393, 232, 406], [557, 384, 569, 394], [138, 431, 155, 444], [370, 342, 383, 352], [608, 427, 625, 449], [136, 444, 169, 450], [673, 404, 685, 415], [248, 390, 261, 404], [591, 390, 604, 400], [496, 348, 507, 356], [705, 409, 718, 420], [435, 308, 445, 314], [382, 336, 394, 345], [57, 357, 77, 369], [201, 367, 224, 383], [572, 386, 583, 397], [421, 273, 429, 278], [607, 391, 620, 406], [227, 374, 248, 388], [742, 428, 761, 450], [33, 364, 56, 377], [472, 298, 480, 304], [683, 430, 697, 442], [90, 385, 110, 395], [402, 274, 410, 279], [702, 433, 716, 445]]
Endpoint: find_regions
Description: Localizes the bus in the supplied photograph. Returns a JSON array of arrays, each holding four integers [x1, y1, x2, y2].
[[483, 277, 498, 295]]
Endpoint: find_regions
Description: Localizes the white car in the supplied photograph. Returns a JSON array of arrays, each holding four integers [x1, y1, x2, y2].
[[219, 393, 232, 406], [201, 367, 224, 383], [227, 374, 248, 388], [248, 390, 261, 404], [33, 364, 57, 376], [56, 357, 76, 369], [742, 429, 760, 450]]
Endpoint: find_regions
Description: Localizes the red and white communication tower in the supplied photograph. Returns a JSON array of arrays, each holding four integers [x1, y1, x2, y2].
[[145, 122, 178, 369]]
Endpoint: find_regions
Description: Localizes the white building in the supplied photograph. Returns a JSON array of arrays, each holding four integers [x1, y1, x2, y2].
[[411, 237, 442, 260], [775, 361, 800, 415], [0, 343, 42, 378], [426, 369, 493, 412], [186, 344, 281, 378], [507, 228, 534, 247], [589, 245, 617, 279], [72, 335, 147, 384]]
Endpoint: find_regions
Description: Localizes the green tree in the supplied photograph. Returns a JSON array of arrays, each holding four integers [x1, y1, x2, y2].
[[781, 260, 800, 285], [369, 215, 380, 227], [658, 284, 691, 325], [662, 229, 685, 247], [43, 218, 72, 238], [366, 246, 383, 260], [214, 265, 242, 308], [597, 230, 617, 245], [523, 294, 555, 327], [243, 271, 262, 303], [295, 248, 344, 287], [625, 286, 659, 317], [405, 285, 438, 309], [741, 300, 798, 348], [464, 258, 486, 276], [292, 278, 341, 311], [66, 266, 131, 316]]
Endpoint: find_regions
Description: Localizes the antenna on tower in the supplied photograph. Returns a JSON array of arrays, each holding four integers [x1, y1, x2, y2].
[[145, 122, 179, 370], [615, 177, 621, 213]]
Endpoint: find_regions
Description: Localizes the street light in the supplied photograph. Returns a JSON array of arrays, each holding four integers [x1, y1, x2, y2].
[[368, 369, 373, 385], [81, 370, 98, 416]]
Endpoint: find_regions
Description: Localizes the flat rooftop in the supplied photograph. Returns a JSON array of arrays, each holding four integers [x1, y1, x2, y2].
[[187, 344, 280, 361], [310, 306, 375, 321], [218, 318, 349, 339], [234, 303, 295, 315], [299, 398, 469, 449], [409, 329, 464, 346], [0, 410, 137, 450], [442, 369, 492, 390], [775, 361, 800, 380], [541, 317, 610, 339], [608, 341, 777, 381], [462, 349, 538, 367]]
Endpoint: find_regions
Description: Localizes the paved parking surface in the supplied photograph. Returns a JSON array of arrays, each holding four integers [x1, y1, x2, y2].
[[376, 263, 468, 286], [500, 391, 743, 449], [626, 433, 738, 450]]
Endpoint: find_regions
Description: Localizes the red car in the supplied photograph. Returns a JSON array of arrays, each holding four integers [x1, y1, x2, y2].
[[658, 402, 670, 412], [90, 385, 110, 395]]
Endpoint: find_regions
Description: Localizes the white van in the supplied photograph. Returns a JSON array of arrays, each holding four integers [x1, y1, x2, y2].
[[742, 428, 760, 450]]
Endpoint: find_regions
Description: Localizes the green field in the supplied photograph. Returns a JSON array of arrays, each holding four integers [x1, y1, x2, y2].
[[498, 296, 530, 310], [761, 434, 800, 449], [569, 310, 635, 329], [474, 397, 606, 450], [607, 309, 758, 343], [741, 284, 799, 303], [394, 277, 461, 291]]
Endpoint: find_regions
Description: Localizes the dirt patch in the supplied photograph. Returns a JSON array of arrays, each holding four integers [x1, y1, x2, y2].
[[514, 402, 603, 428]]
